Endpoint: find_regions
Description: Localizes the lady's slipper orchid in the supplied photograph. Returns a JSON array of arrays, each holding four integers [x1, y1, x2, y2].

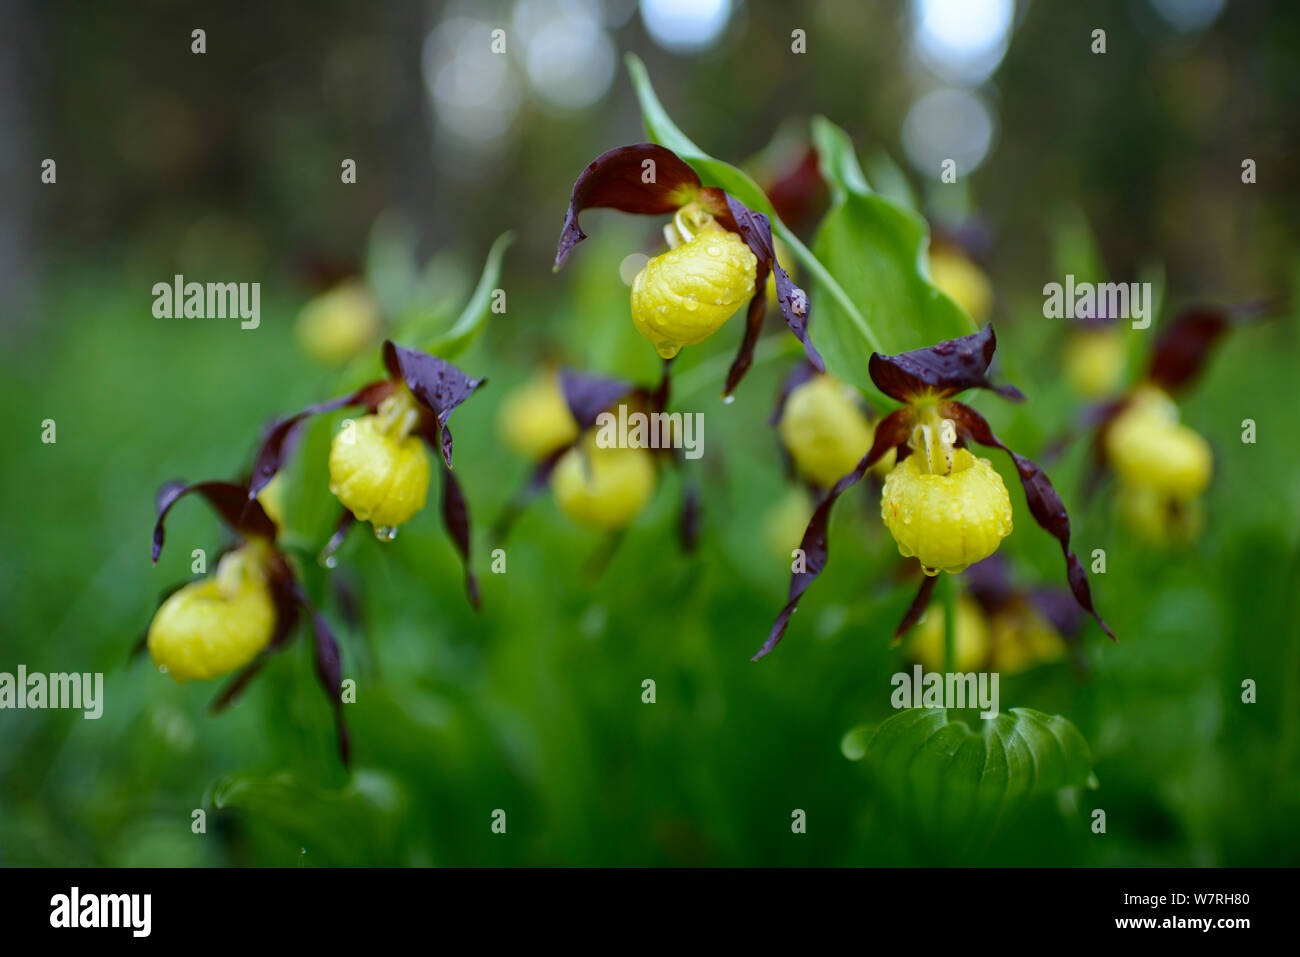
[[1076, 305, 1248, 543], [141, 478, 350, 762], [773, 363, 896, 490], [756, 324, 1112, 660], [246, 340, 485, 605], [554, 143, 822, 396], [494, 365, 700, 552]]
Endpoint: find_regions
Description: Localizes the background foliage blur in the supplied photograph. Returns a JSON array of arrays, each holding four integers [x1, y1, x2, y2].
[[1, 0, 1298, 865]]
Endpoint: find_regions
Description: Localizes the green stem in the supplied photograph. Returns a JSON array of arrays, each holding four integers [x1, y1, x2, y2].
[[942, 572, 957, 680]]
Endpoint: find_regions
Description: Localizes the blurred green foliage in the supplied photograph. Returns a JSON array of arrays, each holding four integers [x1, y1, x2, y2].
[[2, 0, 1299, 867]]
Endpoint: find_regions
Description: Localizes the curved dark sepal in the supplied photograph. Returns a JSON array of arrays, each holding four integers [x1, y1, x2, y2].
[[440, 459, 480, 610], [893, 572, 940, 640], [383, 341, 485, 470], [754, 407, 913, 660], [869, 324, 1023, 402], [554, 144, 703, 271], [945, 401, 1115, 641], [153, 480, 277, 563], [721, 194, 822, 395], [291, 582, 350, 767], [558, 368, 635, 429], [1146, 306, 1231, 394]]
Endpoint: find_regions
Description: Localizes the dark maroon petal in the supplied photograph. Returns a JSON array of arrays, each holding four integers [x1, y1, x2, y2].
[[868, 324, 1023, 402], [558, 368, 634, 429], [209, 659, 267, 713], [723, 193, 823, 386], [1146, 306, 1231, 393], [764, 146, 825, 233], [554, 144, 703, 271], [894, 573, 939, 640], [770, 361, 820, 426], [383, 341, 485, 470], [292, 583, 350, 766], [724, 292, 768, 400], [153, 480, 277, 563], [246, 379, 394, 504], [946, 401, 1115, 641], [754, 407, 913, 660], [317, 509, 356, 567], [492, 450, 566, 544], [440, 459, 480, 610]]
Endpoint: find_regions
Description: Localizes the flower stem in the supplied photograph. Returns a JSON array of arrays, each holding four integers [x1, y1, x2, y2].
[[942, 572, 957, 679]]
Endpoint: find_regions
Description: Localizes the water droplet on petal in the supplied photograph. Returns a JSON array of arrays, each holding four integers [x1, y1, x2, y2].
[[374, 524, 398, 542]]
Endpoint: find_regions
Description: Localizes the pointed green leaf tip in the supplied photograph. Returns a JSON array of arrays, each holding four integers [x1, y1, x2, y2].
[[426, 231, 514, 360], [809, 116, 977, 394]]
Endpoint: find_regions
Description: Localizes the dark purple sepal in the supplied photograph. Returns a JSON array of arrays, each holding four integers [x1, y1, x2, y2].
[[868, 324, 1023, 402], [153, 480, 277, 563], [1146, 306, 1231, 394], [754, 407, 913, 660], [554, 144, 703, 271], [246, 379, 395, 504], [945, 401, 1115, 641], [720, 194, 822, 395], [893, 573, 939, 640], [439, 458, 480, 610], [291, 582, 350, 766], [558, 368, 634, 429], [383, 341, 485, 470]]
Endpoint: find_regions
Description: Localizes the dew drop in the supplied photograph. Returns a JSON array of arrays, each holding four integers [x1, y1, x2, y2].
[[328, 483, 339, 495], [722, 394, 736, 406], [374, 524, 398, 542], [320, 555, 339, 569]]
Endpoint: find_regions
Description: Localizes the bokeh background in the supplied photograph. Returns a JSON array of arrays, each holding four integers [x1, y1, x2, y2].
[[1, 0, 1298, 866]]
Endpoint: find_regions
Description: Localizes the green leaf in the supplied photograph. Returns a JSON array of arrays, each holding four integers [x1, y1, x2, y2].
[[424, 231, 514, 360], [866, 707, 1095, 847], [809, 117, 976, 393], [625, 54, 884, 364], [210, 769, 408, 865]]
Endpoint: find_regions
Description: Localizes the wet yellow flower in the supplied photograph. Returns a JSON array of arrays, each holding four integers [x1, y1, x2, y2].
[[881, 445, 1013, 576], [778, 374, 893, 486], [1063, 326, 1127, 398], [929, 247, 992, 325], [328, 389, 430, 531], [497, 371, 579, 459], [147, 542, 277, 683], [1104, 386, 1211, 500], [295, 281, 382, 365], [551, 438, 656, 530], [630, 227, 757, 359]]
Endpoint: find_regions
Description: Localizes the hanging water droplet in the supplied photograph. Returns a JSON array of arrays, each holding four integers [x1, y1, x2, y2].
[[320, 554, 339, 569], [374, 524, 398, 542], [722, 394, 736, 406], [328, 483, 339, 495]]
